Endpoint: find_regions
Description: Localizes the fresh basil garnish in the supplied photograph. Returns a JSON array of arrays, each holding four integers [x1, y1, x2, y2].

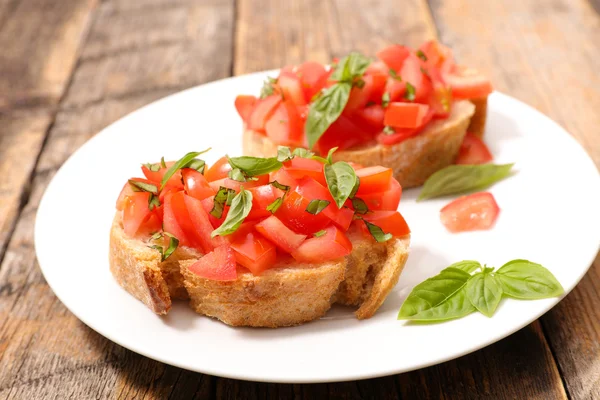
[[228, 168, 248, 182], [228, 156, 282, 177], [417, 163, 514, 201], [277, 146, 293, 162], [186, 158, 206, 173], [210, 186, 236, 218], [270, 181, 290, 192], [324, 161, 358, 208], [160, 150, 211, 190], [351, 198, 369, 214], [160, 157, 167, 168], [363, 220, 392, 243], [398, 259, 564, 322], [381, 92, 390, 108], [143, 162, 160, 172], [211, 189, 253, 237], [267, 197, 283, 214], [389, 69, 402, 81], [306, 199, 330, 215], [149, 233, 179, 261], [416, 50, 428, 61], [404, 82, 416, 101], [260, 77, 277, 99], [330, 52, 372, 82], [148, 194, 161, 211], [383, 126, 395, 135], [313, 230, 327, 238], [129, 180, 158, 194], [149, 232, 163, 241], [293, 148, 315, 158]]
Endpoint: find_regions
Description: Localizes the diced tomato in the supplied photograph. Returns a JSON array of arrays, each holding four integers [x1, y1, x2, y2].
[[182, 168, 215, 200], [362, 211, 410, 237], [345, 74, 387, 112], [205, 156, 232, 182], [297, 61, 329, 102], [265, 99, 304, 146], [282, 157, 326, 186], [418, 40, 453, 68], [122, 192, 160, 238], [377, 107, 434, 145], [317, 114, 375, 153], [455, 133, 493, 165], [247, 95, 282, 131], [426, 67, 453, 118], [295, 177, 354, 230], [440, 192, 499, 233], [291, 225, 352, 263], [248, 184, 284, 212], [377, 45, 411, 72], [278, 74, 307, 106], [357, 178, 402, 211], [208, 174, 270, 193], [384, 103, 430, 129], [400, 54, 431, 102], [269, 168, 299, 188], [356, 166, 393, 194], [443, 65, 493, 99], [234, 95, 257, 122], [255, 215, 307, 253], [275, 191, 331, 235], [386, 78, 406, 102], [201, 197, 228, 229], [142, 162, 184, 191], [163, 192, 193, 247], [188, 244, 237, 281], [355, 104, 385, 128], [183, 194, 226, 253], [116, 178, 153, 211], [230, 231, 277, 275]]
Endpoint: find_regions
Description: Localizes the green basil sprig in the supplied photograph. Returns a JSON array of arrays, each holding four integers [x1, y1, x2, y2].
[[211, 189, 253, 237], [398, 259, 564, 322], [160, 149, 211, 190], [417, 163, 514, 201], [324, 161, 359, 208], [228, 156, 282, 177]]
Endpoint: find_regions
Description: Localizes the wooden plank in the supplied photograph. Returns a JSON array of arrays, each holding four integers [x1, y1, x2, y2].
[[0, 0, 98, 111], [427, 1, 600, 398]]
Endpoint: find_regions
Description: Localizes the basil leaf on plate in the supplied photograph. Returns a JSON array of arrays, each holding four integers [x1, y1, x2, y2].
[[417, 163, 515, 201], [305, 83, 352, 149], [306, 199, 330, 215], [324, 161, 358, 208], [465, 271, 503, 317], [495, 260, 564, 299], [447, 260, 481, 274], [211, 189, 253, 237], [160, 149, 211, 190], [228, 156, 282, 177], [363, 220, 392, 243]]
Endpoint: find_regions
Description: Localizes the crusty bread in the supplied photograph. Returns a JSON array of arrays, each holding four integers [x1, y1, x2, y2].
[[109, 214, 410, 326], [467, 96, 487, 137], [243, 100, 476, 188]]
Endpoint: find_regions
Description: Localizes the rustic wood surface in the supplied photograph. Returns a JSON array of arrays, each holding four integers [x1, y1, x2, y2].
[[0, 0, 598, 398]]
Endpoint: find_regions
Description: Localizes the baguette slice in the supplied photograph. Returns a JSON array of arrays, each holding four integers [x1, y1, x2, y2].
[[109, 215, 410, 327], [243, 100, 476, 188], [466, 96, 487, 137]]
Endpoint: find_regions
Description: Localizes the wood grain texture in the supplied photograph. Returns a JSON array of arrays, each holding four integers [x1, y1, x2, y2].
[[0, 0, 97, 111], [428, 1, 600, 398]]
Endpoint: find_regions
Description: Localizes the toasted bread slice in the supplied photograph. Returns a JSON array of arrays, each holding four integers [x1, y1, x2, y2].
[[467, 96, 487, 137], [109, 215, 410, 326], [243, 100, 476, 188]]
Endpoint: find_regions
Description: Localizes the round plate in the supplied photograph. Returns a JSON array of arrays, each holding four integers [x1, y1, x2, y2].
[[35, 71, 600, 383]]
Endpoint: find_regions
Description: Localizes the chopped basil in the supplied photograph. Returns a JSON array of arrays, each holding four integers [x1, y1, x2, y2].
[[365, 101, 376, 107], [324, 161, 359, 208], [150, 232, 163, 241], [329, 52, 372, 82], [160, 150, 211, 190], [185, 158, 206, 173], [260, 77, 278, 99], [313, 230, 327, 238], [228, 156, 282, 177], [270, 181, 290, 192], [383, 126, 395, 135], [129, 180, 158, 194], [389, 69, 402, 81], [404, 82, 416, 102], [420, 66, 430, 77], [149, 233, 179, 261], [210, 186, 236, 218], [351, 197, 369, 214], [416, 50, 428, 61], [228, 168, 247, 182], [382, 92, 390, 107], [211, 189, 253, 237], [363, 220, 392, 243], [160, 157, 167, 168], [277, 146, 293, 162], [148, 194, 161, 210], [143, 162, 160, 172], [306, 199, 330, 215], [293, 148, 315, 158], [355, 79, 366, 88], [266, 197, 283, 214]]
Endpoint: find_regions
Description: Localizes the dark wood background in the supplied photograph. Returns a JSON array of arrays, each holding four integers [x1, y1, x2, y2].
[[1, 0, 599, 398]]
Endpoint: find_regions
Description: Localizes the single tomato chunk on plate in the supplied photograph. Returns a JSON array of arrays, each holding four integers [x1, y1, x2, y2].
[[230, 231, 277, 275], [455, 133, 493, 165], [188, 244, 238, 281], [291, 225, 353, 263], [440, 192, 500, 233], [255, 215, 307, 253]]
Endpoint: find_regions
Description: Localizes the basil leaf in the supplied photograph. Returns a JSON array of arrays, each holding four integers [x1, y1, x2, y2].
[[211, 189, 253, 237], [383, 126, 395, 135], [210, 186, 236, 218], [404, 82, 416, 101], [186, 158, 205, 173], [148, 194, 161, 211], [162, 233, 179, 261], [389, 69, 401, 81], [313, 230, 327, 237], [228, 156, 282, 177], [465, 272, 503, 317], [417, 163, 515, 201], [351, 198, 369, 214], [277, 146, 293, 162], [363, 220, 392, 243], [416, 50, 428, 61], [447, 260, 481, 274], [129, 180, 158, 194], [305, 83, 352, 149], [382, 92, 390, 107], [306, 199, 330, 215], [325, 147, 338, 165], [330, 52, 371, 82], [324, 162, 358, 208], [266, 197, 283, 214], [149, 232, 163, 241], [398, 267, 476, 321], [495, 260, 564, 299], [270, 181, 290, 192], [260, 77, 277, 99], [293, 148, 315, 158], [160, 150, 211, 190], [228, 168, 247, 182], [143, 162, 160, 172], [160, 157, 167, 168]]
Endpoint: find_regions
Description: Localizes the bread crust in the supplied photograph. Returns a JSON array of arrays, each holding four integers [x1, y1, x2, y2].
[[243, 100, 476, 188], [467, 96, 487, 137]]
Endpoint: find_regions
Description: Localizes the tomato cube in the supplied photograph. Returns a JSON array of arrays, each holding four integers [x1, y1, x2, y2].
[[188, 244, 238, 281]]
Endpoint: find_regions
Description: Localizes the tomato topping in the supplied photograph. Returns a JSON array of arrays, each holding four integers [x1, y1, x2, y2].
[[230, 231, 277, 275], [282, 157, 326, 186], [183, 194, 226, 253], [142, 162, 184, 190], [455, 133, 493, 165], [200, 196, 227, 229], [355, 104, 385, 128], [377, 109, 434, 145], [355, 166, 393, 194], [362, 211, 410, 237], [384, 102, 430, 129], [247, 95, 282, 131], [122, 192, 161, 238], [277, 74, 307, 106], [357, 177, 402, 211], [297, 61, 329, 102], [291, 225, 353, 263], [418, 40, 453, 69], [265, 99, 304, 146], [317, 114, 375, 153], [208, 174, 270, 193], [440, 192, 499, 233], [234, 95, 257, 122], [443, 65, 493, 99], [255, 215, 307, 253], [295, 177, 354, 230], [116, 178, 153, 211], [163, 192, 193, 247], [376, 45, 411, 72], [346, 74, 387, 112], [400, 54, 431, 102], [188, 244, 237, 281], [182, 168, 215, 200], [275, 191, 331, 235], [269, 168, 298, 188], [205, 156, 232, 182]]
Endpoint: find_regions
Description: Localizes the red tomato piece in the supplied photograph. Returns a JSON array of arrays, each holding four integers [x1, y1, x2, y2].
[[230, 231, 277, 275], [183, 194, 226, 253], [142, 162, 184, 190], [182, 168, 215, 200], [297, 61, 329, 102], [317, 114, 375, 153], [345, 74, 387, 112], [275, 191, 331, 235], [165, 191, 206, 249], [357, 178, 402, 211], [234, 95, 257, 122], [116, 178, 154, 211], [278, 74, 307, 106], [440, 192, 500, 233], [205, 156, 232, 182], [208, 174, 270, 193], [401, 54, 431, 102], [265, 100, 304, 146], [426, 67, 453, 118], [122, 192, 157, 237], [295, 177, 354, 230], [255, 215, 307, 253], [356, 166, 393, 194], [385, 78, 407, 102], [376, 108, 434, 145], [355, 104, 385, 128], [365, 60, 389, 76], [384, 103, 430, 128], [443, 65, 493, 99], [377, 45, 411, 72], [455, 133, 494, 165], [163, 192, 193, 246], [291, 225, 352, 263], [418, 40, 453, 68], [283, 157, 326, 186], [269, 168, 299, 188], [249, 184, 284, 209], [362, 211, 410, 237], [247, 95, 282, 131], [188, 244, 238, 281]]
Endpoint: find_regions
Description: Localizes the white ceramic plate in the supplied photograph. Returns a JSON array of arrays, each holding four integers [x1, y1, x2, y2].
[[35, 71, 600, 383]]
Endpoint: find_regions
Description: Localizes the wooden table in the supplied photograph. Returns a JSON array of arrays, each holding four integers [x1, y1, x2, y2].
[[1, 0, 599, 398]]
